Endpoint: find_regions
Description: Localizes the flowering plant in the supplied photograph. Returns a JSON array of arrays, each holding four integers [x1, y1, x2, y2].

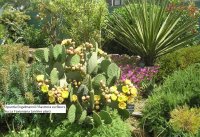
[[34, 39, 137, 126], [120, 64, 159, 91]]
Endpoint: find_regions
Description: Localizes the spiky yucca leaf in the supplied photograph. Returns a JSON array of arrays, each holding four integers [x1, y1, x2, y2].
[[108, 0, 198, 66]]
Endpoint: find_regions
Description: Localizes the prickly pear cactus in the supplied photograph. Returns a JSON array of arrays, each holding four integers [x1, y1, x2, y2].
[[53, 44, 63, 60], [100, 59, 111, 72], [92, 74, 106, 88], [99, 110, 112, 124], [107, 63, 120, 78], [87, 52, 98, 74], [68, 104, 76, 123], [93, 111, 102, 127], [50, 68, 59, 85], [79, 110, 87, 124], [34, 39, 138, 127], [66, 54, 81, 66], [34, 49, 45, 62]]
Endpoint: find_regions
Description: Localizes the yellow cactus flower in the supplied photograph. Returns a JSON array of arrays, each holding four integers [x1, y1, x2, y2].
[[72, 95, 78, 102], [111, 94, 117, 101], [122, 86, 129, 93], [130, 87, 137, 97], [118, 94, 128, 102], [62, 90, 69, 98], [57, 97, 64, 104], [127, 96, 135, 104], [49, 96, 55, 103], [48, 90, 54, 97], [61, 39, 72, 45], [118, 102, 127, 109], [124, 79, 131, 85], [94, 95, 100, 101], [110, 86, 117, 92], [36, 75, 44, 82], [41, 84, 49, 93]]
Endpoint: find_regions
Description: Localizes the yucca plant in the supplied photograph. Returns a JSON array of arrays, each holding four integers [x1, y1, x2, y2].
[[107, 0, 198, 66]]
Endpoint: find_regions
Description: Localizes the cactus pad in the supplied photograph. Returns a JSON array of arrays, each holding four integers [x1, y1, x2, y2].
[[68, 104, 76, 123], [66, 54, 81, 66], [118, 109, 130, 120], [107, 63, 120, 78], [107, 77, 117, 87], [99, 110, 112, 124], [53, 62, 64, 78], [87, 52, 98, 74], [79, 110, 87, 124], [92, 74, 106, 88], [100, 59, 111, 72], [34, 49, 45, 62], [66, 71, 83, 81], [93, 111, 102, 127], [50, 68, 59, 85], [53, 44, 63, 60]]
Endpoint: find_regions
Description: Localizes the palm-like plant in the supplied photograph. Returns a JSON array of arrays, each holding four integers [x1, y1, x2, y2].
[[107, 0, 198, 66]]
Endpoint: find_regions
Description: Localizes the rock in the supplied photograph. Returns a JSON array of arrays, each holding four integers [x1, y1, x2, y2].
[[132, 111, 143, 118]]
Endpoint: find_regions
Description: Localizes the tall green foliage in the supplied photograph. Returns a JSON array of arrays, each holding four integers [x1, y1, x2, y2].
[[107, 0, 198, 66], [31, 0, 108, 46], [0, 44, 46, 133]]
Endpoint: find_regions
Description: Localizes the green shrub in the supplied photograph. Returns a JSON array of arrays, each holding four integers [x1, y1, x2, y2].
[[141, 64, 200, 137], [169, 105, 200, 136], [0, 44, 29, 67], [156, 45, 200, 83], [30, 0, 108, 46], [3, 111, 132, 137], [22, 26, 51, 48], [0, 45, 46, 133], [0, 5, 30, 44]]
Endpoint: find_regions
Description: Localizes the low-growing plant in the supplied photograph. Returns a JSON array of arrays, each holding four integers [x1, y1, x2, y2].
[[169, 105, 200, 136], [120, 64, 159, 94], [3, 111, 132, 137], [34, 39, 138, 127], [141, 63, 200, 136], [156, 45, 200, 83]]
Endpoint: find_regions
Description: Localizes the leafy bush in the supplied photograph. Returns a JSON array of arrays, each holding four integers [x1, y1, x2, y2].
[[169, 105, 200, 136], [30, 0, 108, 46], [0, 62, 46, 133], [141, 64, 200, 136], [0, 44, 46, 133], [107, 0, 198, 66], [0, 44, 29, 66], [156, 45, 200, 83], [3, 111, 132, 137], [22, 26, 51, 48], [166, 0, 200, 45], [0, 5, 30, 44]]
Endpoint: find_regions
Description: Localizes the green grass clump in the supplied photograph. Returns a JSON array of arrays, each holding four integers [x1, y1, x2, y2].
[[141, 64, 200, 137]]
